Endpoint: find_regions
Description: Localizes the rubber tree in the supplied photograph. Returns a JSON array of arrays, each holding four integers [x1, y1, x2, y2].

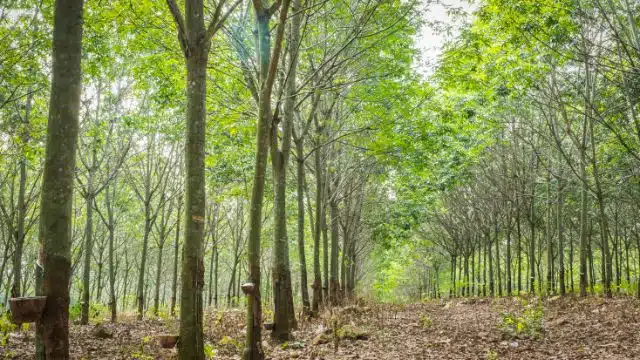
[[165, 0, 241, 358], [269, 0, 303, 339], [244, 0, 292, 358], [292, 95, 318, 316], [328, 174, 340, 305], [170, 196, 182, 316], [311, 118, 324, 314], [35, 0, 84, 357], [9, 91, 32, 299]]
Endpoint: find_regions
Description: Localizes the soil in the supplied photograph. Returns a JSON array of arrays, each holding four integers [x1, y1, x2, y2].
[[2, 296, 639, 359]]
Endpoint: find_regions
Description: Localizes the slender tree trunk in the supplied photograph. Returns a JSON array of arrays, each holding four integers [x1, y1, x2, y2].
[[36, 0, 84, 357], [228, 260, 237, 307], [588, 221, 595, 293], [208, 241, 215, 307], [80, 180, 94, 325], [482, 244, 487, 297], [214, 246, 218, 307], [589, 113, 612, 298], [312, 130, 323, 314], [579, 151, 589, 297], [557, 170, 566, 296], [471, 244, 476, 296], [636, 232, 640, 298], [0, 238, 10, 302], [96, 251, 104, 302], [625, 233, 630, 289], [154, 242, 164, 315], [295, 141, 311, 315], [516, 201, 522, 293], [137, 206, 151, 319], [488, 230, 494, 297], [105, 184, 117, 321], [171, 199, 182, 316], [322, 196, 329, 302], [245, 1, 291, 355], [506, 212, 512, 296], [495, 221, 502, 296], [450, 255, 456, 298], [463, 252, 469, 297], [122, 257, 130, 311], [529, 153, 537, 295], [569, 226, 574, 293], [546, 170, 553, 296], [11, 92, 31, 299], [269, 9, 299, 332]]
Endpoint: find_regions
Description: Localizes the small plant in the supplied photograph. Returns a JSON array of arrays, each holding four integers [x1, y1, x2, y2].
[[130, 336, 154, 360], [69, 302, 108, 323], [485, 349, 499, 360], [499, 301, 544, 339], [218, 335, 242, 352], [204, 343, 217, 359], [130, 352, 153, 360], [419, 314, 432, 329], [0, 313, 17, 346]]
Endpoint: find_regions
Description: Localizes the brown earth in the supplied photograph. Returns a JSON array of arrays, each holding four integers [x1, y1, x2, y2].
[[2, 296, 640, 359]]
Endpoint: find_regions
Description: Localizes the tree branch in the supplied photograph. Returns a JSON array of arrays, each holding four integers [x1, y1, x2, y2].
[[166, 0, 189, 56]]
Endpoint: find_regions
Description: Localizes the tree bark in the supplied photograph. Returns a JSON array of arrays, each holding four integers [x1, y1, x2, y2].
[[328, 178, 340, 305], [36, 0, 84, 357], [245, 1, 291, 357], [312, 123, 323, 314], [557, 166, 566, 296], [269, 0, 301, 334], [170, 198, 182, 316], [11, 91, 32, 299], [529, 153, 537, 295], [295, 140, 311, 315], [80, 170, 95, 325], [180, 44, 208, 360]]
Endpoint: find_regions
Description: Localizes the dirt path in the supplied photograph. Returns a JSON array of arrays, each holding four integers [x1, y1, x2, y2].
[[2, 297, 640, 359]]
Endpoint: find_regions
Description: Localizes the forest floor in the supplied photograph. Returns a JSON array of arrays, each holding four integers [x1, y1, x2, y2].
[[2, 296, 640, 359]]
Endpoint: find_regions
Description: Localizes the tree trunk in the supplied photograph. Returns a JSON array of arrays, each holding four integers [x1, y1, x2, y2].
[[329, 181, 340, 305], [471, 244, 476, 296], [295, 140, 311, 315], [214, 245, 218, 307], [208, 240, 215, 307], [482, 244, 486, 297], [506, 212, 512, 296], [557, 175, 565, 296], [11, 92, 32, 299], [322, 195, 329, 302], [137, 204, 152, 319], [245, 0, 292, 353], [106, 184, 117, 321], [579, 152, 589, 297], [516, 200, 522, 293], [80, 182, 94, 325], [450, 255, 456, 298], [488, 230, 494, 297], [170, 199, 182, 316], [495, 221, 502, 296], [529, 153, 537, 295], [269, 21, 297, 336], [246, 11, 271, 359], [312, 129, 323, 314], [179, 7, 208, 354], [546, 170, 553, 296], [36, 0, 84, 357], [154, 243, 164, 315]]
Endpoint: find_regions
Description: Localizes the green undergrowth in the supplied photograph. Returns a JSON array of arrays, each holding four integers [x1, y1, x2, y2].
[[499, 298, 544, 340]]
